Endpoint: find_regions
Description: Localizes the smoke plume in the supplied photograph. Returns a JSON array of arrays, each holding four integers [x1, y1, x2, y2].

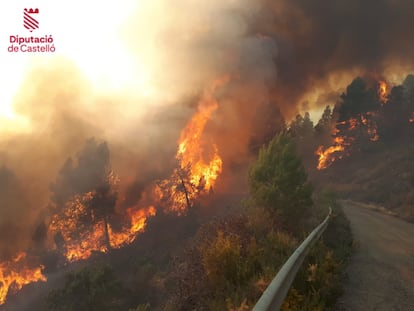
[[2, 0, 414, 258]]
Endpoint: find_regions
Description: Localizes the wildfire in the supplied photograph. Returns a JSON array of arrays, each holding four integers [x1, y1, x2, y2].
[[378, 80, 388, 103], [177, 76, 229, 190], [316, 112, 379, 170], [361, 113, 380, 141], [0, 76, 230, 305], [109, 206, 156, 248], [49, 191, 156, 262], [155, 76, 229, 213], [0, 252, 46, 305], [315, 137, 346, 170]]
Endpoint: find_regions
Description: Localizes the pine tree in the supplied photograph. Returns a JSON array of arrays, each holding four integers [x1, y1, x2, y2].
[[248, 133, 313, 228]]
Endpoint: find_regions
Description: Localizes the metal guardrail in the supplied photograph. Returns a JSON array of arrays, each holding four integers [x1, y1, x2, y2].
[[252, 207, 332, 311]]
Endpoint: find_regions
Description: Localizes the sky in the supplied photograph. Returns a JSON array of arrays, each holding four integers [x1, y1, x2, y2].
[[0, 0, 156, 133]]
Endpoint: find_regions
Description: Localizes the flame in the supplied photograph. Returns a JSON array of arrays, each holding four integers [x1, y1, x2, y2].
[[378, 80, 388, 103], [177, 76, 229, 190], [349, 118, 358, 130], [409, 112, 414, 123], [49, 191, 156, 262], [0, 252, 46, 305], [361, 113, 380, 141], [109, 206, 156, 248], [315, 137, 346, 170], [316, 112, 380, 170], [156, 76, 229, 213], [1, 76, 229, 304], [49, 192, 107, 262]]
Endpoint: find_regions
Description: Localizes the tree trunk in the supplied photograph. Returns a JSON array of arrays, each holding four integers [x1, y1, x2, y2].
[[103, 214, 111, 251], [178, 172, 192, 210]]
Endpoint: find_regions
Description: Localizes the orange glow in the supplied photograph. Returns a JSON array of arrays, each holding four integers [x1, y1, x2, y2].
[[49, 192, 106, 262], [156, 76, 229, 213], [349, 118, 359, 130], [361, 113, 380, 141], [177, 76, 229, 190], [316, 112, 380, 169], [378, 80, 388, 103], [315, 137, 346, 170], [409, 112, 414, 123], [49, 190, 156, 262], [109, 206, 156, 248], [0, 252, 46, 305]]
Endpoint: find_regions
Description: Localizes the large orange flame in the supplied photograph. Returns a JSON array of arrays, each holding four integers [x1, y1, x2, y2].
[[49, 190, 156, 262], [0, 252, 46, 305], [177, 76, 229, 190], [109, 206, 156, 248], [0, 76, 230, 305], [156, 76, 229, 213]]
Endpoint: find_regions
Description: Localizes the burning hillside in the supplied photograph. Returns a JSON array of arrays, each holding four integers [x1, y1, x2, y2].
[[0, 76, 230, 306], [0, 253, 46, 305], [3, 0, 414, 308], [315, 78, 395, 170]]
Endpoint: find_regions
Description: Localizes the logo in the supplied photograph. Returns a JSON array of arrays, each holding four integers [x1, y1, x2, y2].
[[6, 7, 56, 53], [24, 8, 39, 32]]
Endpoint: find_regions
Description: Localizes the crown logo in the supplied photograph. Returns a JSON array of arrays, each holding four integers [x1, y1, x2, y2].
[[24, 8, 39, 14], [24, 8, 40, 32]]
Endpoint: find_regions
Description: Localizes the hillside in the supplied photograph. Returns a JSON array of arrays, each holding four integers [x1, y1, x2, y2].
[[294, 75, 414, 222]]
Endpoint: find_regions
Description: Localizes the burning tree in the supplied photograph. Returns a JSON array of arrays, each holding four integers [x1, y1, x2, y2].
[[334, 77, 381, 144], [157, 161, 201, 214], [315, 77, 383, 170], [49, 139, 119, 261], [156, 76, 228, 214]]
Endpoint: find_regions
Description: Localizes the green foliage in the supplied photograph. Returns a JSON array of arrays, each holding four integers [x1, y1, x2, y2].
[[289, 112, 314, 139], [129, 303, 150, 311], [46, 264, 125, 311], [281, 197, 353, 311], [167, 208, 299, 311], [314, 106, 333, 137], [282, 243, 342, 311], [201, 230, 244, 286], [248, 133, 313, 228]]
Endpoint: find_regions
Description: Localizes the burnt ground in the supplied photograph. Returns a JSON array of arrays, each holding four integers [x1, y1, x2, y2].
[[336, 201, 414, 311]]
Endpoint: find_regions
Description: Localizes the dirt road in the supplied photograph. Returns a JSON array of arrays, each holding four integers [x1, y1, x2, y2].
[[336, 202, 414, 310]]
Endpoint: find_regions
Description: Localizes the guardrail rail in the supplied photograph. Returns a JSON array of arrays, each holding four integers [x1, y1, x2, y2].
[[252, 207, 332, 311]]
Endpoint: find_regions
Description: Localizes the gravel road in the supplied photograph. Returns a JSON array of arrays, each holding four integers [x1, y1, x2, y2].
[[336, 202, 414, 310]]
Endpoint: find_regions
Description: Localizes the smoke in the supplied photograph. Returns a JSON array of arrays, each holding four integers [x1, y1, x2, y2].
[[255, 0, 414, 111], [2, 0, 414, 259]]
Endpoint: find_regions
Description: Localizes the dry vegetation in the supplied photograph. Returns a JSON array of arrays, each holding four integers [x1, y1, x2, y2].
[[40, 134, 352, 311]]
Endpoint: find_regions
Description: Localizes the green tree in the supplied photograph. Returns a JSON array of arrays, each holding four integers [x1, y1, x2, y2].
[[288, 112, 314, 140], [248, 133, 313, 229], [47, 265, 125, 311], [315, 106, 333, 137]]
